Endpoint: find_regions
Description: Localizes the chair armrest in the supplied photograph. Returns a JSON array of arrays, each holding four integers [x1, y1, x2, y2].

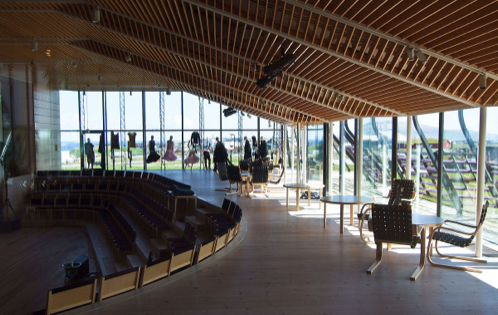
[[433, 226, 476, 237], [444, 220, 478, 229]]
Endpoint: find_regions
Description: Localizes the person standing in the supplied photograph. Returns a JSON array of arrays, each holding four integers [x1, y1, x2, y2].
[[84, 138, 95, 169], [260, 136, 268, 159], [203, 143, 211, 169], [146, 135, 160, 163], [244, 136, 252, 161]]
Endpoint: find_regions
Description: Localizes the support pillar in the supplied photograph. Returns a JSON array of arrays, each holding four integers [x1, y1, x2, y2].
[[406, 116, 412, 179], [296, 123, 301, 184], [476, 106, 487, 257]]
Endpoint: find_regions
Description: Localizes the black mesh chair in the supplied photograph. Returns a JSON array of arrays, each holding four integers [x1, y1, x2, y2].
[[250, 166, 269, 197], [358, 179, 415, 244], [367, 204, 420, 276], [427, 201, 489, 273], [226, 165, 246, 196], [215, 162, 233, 192]]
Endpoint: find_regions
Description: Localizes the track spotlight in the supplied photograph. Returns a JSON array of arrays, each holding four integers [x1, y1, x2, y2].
[[126, 52, 132, 63], [92, 6, 101, 23], [247, 113, 252, 119], [223, 107, 237, 117], [166, 87, 171, 95], [31, 38, 38, 52], [98, 75, 102, 82], [406, 47, 414, 61], [416, 50, 426, 63], [479, 73, 487, 90]]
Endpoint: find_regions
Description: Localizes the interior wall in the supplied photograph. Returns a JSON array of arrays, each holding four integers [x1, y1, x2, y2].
[[33, 68, 61, 171]]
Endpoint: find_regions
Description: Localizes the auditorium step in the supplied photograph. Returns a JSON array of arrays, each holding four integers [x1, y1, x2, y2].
[[85, 223, 117, 276], [185, 215, 207, 232], [113, 206, 157, 262], [150, 238, 169, 258], [126, 254, 144, 268]]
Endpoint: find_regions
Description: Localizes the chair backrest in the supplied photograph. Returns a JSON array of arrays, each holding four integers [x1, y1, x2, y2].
[[269, 168, 285, 184], [217, 162, 228, 180], [251, 166, 268, 183], [371, 204, 419, 248], [388, 179, 415, 205], [221, 198, 231, 211], [467, 201, 490, 243], [227, 165, 243, 182], [239, 160, 251, 172]]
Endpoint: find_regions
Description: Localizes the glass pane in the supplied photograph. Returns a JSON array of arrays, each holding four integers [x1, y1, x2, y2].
[[106, 92, 120, 130], [59, 91, 79, 131], [60, 132, 80, 170], [410, 113, 439, 214], [85, 92, 103, 130], [83, 133, 104, 170], [145, 92, 160, 130], [125, 91, 142, 130], [307, 125, 323, 184], [243, 112, 258, 130], [442, 109, 480, 223], [485, 107, 498, 243], [361, 117, 393, 198], [165, 92, 182, 130], [204, 101, 220, 130], [183, 92, 200, 130]]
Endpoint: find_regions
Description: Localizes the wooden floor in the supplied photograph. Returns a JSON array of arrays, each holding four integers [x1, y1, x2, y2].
[[2, 170, 498, 314]]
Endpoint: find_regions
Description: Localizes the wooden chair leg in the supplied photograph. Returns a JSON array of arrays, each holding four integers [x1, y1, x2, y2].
[[367, 242, 383, 274]]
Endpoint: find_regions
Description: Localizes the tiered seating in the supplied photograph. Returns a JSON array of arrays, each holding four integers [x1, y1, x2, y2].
[[30, 170, 243, 314], [120, 191, 170, 238], [97, 206, 134, 259]]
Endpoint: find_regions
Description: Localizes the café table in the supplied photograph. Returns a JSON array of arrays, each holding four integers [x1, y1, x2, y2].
[[320, 195, 375, 232], [283, 183, 324, 211], [409, 213, 445, 280]]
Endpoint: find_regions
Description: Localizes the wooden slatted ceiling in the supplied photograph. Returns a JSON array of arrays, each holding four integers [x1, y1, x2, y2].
[[0, 0, 497, 124]]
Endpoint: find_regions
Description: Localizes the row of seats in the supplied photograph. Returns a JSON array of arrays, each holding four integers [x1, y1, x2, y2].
[[120, 192, 170, 238], [97, 207, 134, 257], [36, 169, 191, 191]]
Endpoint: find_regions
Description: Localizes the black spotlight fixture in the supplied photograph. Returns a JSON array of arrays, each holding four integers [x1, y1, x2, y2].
[[256, 52, 295, 89], [223, 107, 237, 117]]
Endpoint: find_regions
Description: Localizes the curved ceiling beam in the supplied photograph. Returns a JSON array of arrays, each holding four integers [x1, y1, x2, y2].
[[281, 0, 498, 81], [180, 0, 481, 108], [71, 40, 317, 123]]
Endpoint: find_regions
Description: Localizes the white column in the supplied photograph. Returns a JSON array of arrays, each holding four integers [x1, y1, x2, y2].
[[283, 125, 287, 184], [358, 118, 363, 197], [406, 116, 412, 179], [296, 123, 301, 184], [476, 107, 487, 257], [328, 122, 333, 195], [291, 126, 295, 183], [303, 125, 308, 183]]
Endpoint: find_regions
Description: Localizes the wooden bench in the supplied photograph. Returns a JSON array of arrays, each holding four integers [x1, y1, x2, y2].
[[46, 278, 97, 314], [98, 267, 141, 301]]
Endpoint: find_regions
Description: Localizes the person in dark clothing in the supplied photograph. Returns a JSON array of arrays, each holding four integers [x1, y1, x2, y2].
[[244, 136, 252, 161], [213, 138, 228, 172], [260, 136, 268, 159], [203, 143, 211, 170]]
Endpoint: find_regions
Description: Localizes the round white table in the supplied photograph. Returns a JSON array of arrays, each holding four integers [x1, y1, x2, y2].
[[320, 195, 375, 232], [284, 183, 324, 211]]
